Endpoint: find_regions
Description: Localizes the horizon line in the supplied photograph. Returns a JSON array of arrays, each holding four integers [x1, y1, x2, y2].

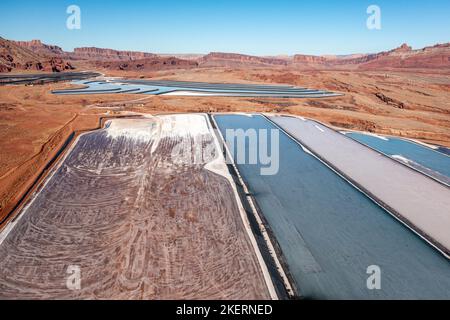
[[4, 35, 447, 58]]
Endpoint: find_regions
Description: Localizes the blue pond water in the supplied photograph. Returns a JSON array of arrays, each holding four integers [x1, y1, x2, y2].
[[214, 114, 450, 299], [344, 132, 450, 185], [52, 80, 341, 98]]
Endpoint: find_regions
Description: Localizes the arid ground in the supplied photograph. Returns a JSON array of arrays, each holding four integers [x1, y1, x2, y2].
[[1, 67, 449, 229]]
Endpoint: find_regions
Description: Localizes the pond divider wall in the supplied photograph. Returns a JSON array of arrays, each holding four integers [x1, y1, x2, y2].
[[208, 113, 299, 300]]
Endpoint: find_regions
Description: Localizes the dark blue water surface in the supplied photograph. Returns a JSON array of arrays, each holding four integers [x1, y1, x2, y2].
[[214, 114, 450, 299]]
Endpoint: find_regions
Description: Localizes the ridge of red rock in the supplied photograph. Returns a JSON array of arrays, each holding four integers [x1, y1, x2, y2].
[[291, 43, 449, 69], [0, 38, 74, 72], [72, 47, 157, 61], [6, 38, 450, 72]]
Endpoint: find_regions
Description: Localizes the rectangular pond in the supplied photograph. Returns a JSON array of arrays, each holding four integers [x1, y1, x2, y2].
[[344, 132, 450, 185]]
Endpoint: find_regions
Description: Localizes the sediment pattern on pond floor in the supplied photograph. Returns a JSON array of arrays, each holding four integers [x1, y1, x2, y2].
[[0, 115, 269, 299]]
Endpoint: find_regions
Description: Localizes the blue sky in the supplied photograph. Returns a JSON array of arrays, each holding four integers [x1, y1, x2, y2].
[[0, 0, 449, 55]]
